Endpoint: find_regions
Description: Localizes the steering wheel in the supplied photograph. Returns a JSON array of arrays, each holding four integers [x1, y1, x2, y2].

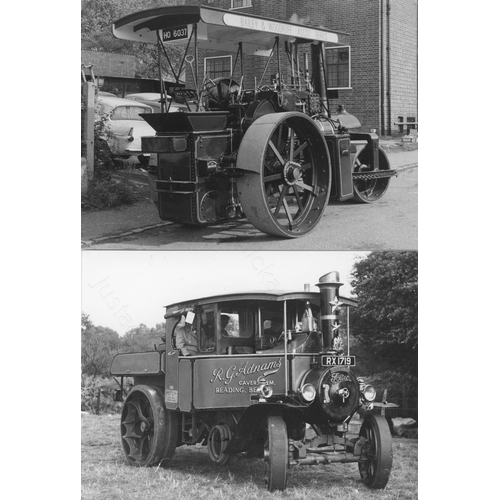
[[203, 77, 240, 109]]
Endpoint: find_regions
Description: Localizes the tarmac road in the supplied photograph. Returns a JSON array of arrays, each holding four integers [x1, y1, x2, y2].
[[82, 148, 417, 251]]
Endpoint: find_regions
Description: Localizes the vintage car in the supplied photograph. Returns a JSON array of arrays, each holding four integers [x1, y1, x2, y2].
[[111, 271, 393, 491], [125, 92, 193, 113], [96, 95, 157, 167]]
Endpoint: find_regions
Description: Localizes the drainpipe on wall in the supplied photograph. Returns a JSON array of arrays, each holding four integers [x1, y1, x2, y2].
[[380, 0, 385, 135], [386, 0, 392, 136]]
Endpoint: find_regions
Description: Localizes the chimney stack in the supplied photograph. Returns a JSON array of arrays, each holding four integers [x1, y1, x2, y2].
[[316, 272, 343, 352]]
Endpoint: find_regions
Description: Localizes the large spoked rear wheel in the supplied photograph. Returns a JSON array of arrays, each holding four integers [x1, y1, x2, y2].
[[120, 385, 178, 467], [263, 416, 288, 491], [237, 112, 331, 238], [358, 414, 393, 488], [352, 147, 391, 203]]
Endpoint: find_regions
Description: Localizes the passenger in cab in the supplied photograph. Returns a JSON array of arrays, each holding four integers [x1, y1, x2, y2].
[[220, 314, 231, 336]]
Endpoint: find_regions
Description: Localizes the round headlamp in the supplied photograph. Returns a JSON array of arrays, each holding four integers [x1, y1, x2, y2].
[[300, 383, 317, 402], [363, 384, 376, 402], [258, 383, 273, 399]]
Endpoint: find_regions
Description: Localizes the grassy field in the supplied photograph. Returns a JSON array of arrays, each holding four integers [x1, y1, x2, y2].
[[82, 414, 417, 500]]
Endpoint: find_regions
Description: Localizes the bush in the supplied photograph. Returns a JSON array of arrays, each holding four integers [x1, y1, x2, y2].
[[81, 84, 116, 173], [81, 375, 126, 414], [82, 177, 139, 210], [364, 370, 418, 421]]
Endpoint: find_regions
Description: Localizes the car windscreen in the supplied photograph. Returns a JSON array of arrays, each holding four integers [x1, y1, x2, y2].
[[110, 106, 152, 120]]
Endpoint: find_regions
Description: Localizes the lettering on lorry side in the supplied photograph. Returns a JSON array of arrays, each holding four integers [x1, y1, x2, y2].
[[210, 359, 282, 385]]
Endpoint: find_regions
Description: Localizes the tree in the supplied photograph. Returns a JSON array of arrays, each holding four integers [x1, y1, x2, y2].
[[121, 323, 165, 352], [81, 0, 183, 79], [81, 313, 120, 378], [349, 252, 418, 376]]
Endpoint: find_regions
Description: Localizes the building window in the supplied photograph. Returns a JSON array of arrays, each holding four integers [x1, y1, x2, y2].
[[325, 46, 351, 90], [205, 56, 232, 79], [231, 0, 252, 10]]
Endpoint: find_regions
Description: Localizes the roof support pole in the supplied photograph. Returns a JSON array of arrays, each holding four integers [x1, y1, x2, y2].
[[156, 33, 165, 114], [283, 300, 288, 395], [276, 36, 282, 92], [311, 42, 329, 117], [193, 23, 199, 97], [257, 37, 278, 88]]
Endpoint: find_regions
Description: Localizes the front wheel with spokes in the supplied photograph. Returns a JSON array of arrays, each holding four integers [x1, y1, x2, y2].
[[358, 414, 393, 488], [236, 112, 331, 238]]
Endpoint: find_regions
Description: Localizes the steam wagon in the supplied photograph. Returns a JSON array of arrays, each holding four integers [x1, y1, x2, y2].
[[111, 272, 393, 491], [112, 5, 397, 238]]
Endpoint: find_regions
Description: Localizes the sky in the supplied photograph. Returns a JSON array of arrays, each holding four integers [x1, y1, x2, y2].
[[82, 250, 369, 335]]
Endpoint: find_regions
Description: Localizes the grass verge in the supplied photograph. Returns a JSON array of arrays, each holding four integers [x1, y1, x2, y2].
[[82, 414, 417, 500]]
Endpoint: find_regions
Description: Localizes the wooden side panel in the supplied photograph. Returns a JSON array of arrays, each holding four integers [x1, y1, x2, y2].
[[110, 351, 162, 375]]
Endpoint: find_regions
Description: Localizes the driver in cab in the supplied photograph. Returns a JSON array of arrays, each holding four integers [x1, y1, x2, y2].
[[175, 314, 198, 356], [262, 317, 283, 349]]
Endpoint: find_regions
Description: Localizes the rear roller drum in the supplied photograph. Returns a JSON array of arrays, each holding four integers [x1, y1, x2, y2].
[[352, 147, 391, 203], [237, 112, 331, 238], [358, 414, 393, 488], [263, 416, 288, 491]]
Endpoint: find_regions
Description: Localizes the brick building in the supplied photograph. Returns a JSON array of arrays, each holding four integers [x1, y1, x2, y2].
[[175, 0, 417, 134]]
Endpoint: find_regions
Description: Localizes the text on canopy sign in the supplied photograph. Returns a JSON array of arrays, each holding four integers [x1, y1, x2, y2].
[[222, 13, 339, 43]]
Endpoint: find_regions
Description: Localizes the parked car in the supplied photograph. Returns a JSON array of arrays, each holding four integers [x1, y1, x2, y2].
[[96, 95, 157, 167], [125, 92, 189, 112], [97, 90, 118, 97]]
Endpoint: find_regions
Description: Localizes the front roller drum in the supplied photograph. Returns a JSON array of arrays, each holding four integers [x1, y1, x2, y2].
[[236, 112, 331, 238], [352, 147, 392, 203], [120, 385, 178, 467]]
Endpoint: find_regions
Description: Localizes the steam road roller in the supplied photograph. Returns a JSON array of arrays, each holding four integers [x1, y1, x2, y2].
[[112, 5, 396, 238]]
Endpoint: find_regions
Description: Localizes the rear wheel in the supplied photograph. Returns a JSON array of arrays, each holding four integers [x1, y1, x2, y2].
[[263, 416, 288, 491], [352, 147, 391, 202], [358, 414, 393, 488], [237, 112, 331, 238], [120, 385, 178, 467]]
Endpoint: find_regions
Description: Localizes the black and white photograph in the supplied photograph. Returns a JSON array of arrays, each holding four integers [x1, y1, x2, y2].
[[81, 250, 417, 498], [81, 0, 417, 250], [77, 1, 421, 499]]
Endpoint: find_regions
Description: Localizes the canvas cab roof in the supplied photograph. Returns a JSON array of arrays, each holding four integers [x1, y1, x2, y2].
[[164, 290, 357, 319], [113, 5, 350, 56]]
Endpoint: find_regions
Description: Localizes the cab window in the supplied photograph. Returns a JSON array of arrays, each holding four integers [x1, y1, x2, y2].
[[199, 309, 215, 352], [219, 310, 253, 338]]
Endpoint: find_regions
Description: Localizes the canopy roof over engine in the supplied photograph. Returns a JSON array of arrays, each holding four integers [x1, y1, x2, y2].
[[164, 290, 357, 318], [113, 5, 350, 56]]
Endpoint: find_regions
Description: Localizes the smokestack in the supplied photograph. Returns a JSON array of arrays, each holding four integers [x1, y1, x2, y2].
[[316, 272, 343, 352], [304, 283, 310, 291]]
